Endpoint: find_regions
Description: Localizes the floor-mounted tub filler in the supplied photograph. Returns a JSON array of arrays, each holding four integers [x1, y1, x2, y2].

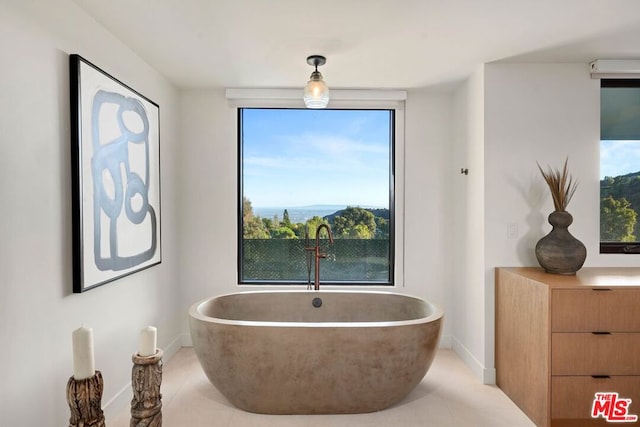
[[188, 290, 443, 414]]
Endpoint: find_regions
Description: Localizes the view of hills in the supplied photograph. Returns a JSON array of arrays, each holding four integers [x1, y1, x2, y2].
[[601, 171, 640, 207], [246, 203, 390, 240], [600, 171, 640, 240], [324, 207, 390, 223], [254, 205, 386, 224]]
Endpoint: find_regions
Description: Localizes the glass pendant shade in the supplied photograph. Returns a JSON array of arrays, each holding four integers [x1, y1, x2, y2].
[[304, 71, 330, 109]]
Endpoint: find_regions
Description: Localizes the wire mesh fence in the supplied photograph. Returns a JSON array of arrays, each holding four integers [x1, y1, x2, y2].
[[241, 238, 391, 283]]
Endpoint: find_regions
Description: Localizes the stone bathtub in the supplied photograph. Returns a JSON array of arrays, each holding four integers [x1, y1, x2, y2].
[[188, 290, 443, 414]]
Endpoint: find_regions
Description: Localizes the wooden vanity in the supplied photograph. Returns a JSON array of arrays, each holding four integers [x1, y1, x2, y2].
[[495, 267, 640, 427]]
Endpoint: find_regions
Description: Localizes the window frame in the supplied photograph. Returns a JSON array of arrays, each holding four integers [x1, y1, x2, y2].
[[228, 89, 406, 287], [600, 78, 640, 254]]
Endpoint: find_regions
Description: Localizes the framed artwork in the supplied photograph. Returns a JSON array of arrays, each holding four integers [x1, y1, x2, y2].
[[70, 54, 161, 293]]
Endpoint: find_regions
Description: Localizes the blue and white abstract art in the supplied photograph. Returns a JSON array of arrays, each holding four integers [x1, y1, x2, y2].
[[70, 54, 161, 292]]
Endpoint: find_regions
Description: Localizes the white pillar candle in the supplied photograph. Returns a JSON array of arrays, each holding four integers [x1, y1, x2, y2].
[[72, 327, 95, 380], [138, 326, 157, 357]]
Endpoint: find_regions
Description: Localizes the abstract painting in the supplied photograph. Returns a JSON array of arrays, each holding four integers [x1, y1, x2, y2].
[[70, 54, 161, 292]]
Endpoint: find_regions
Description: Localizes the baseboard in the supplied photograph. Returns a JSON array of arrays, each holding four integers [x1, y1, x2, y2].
[[484, 365, 496, 384], [451, 336, 496, 385], [102, 334, 185, 420], [102, 380, 133, 421], [180, 332, 193, 347], [438, 334, 453, 349]]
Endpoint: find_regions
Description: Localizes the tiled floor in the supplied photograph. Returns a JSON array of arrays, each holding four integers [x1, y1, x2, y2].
[[111, 347, 535, 426]]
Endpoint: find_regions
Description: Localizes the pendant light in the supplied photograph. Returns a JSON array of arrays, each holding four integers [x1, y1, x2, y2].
[[303, 55, 330, 109]]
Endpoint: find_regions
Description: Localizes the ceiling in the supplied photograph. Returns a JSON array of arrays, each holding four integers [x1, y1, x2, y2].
[[73, 0, 640, 90]]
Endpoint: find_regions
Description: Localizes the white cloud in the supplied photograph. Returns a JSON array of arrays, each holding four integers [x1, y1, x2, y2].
[[600, 140, 640, 179]]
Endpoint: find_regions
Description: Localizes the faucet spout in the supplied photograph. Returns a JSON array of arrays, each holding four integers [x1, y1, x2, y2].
[[315, 223, 334, 246], [305, 224, 333, 291]]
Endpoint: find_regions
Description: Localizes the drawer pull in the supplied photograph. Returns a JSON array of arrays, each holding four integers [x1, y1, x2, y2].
[[592, 288, 612, 291], [592, 375, 611, 379], [592, 331, 612, 335]]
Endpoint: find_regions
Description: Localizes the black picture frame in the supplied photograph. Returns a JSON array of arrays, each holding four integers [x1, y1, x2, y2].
[[70, 54, 161, 293]]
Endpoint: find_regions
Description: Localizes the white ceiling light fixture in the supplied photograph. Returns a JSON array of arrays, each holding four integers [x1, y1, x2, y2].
[[590, 59, 640, 79], [304, 55, 330, 109]]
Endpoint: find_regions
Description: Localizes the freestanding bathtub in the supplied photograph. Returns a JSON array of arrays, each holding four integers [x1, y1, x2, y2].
[[188, 290, 443, 415]]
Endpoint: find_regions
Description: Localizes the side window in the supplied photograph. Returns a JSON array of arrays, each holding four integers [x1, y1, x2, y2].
[[600, 79, 640, 253], [238, 108, 394, 284]]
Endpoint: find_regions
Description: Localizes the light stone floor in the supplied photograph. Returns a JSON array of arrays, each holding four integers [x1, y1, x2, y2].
[[111, 347, 536, 427]]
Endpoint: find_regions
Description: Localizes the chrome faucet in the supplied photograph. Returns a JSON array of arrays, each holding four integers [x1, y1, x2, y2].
[[305, 223, 334, 290]]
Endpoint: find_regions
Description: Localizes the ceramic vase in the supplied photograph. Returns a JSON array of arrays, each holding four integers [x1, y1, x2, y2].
[[535, 211, 587, 275]]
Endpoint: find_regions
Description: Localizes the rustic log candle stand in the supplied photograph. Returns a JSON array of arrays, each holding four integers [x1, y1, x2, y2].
[[66, 371, 106, 427], [130, 348, 163, 427]]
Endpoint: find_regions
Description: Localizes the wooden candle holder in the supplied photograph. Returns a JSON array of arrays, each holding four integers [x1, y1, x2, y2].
[[131, 349, 163, 427], [66, 371, 106, 427]]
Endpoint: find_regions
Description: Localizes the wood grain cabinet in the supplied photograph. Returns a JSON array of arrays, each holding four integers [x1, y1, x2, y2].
[[496, 267, 640, 427]]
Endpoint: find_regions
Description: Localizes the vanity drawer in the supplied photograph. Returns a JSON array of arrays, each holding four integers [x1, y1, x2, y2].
[[551, 375, 640, 422], [552, 333, 640, 375], [552, 289, 640, 332]]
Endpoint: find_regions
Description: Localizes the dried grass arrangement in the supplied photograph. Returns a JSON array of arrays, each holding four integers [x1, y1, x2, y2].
[[537, 158, 578, 212]]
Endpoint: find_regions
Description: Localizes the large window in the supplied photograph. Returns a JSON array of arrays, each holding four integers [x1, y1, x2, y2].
[[600, 79, 640, 253], [238, 108, 394, 285]]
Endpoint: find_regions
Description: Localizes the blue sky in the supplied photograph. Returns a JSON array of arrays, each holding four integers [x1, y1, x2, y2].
[[242, 109, 391, 208], [600, 140, 640, 179]]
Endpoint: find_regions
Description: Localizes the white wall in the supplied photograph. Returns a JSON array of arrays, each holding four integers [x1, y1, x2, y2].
[[483, 63, 599, 385], [177, 89, 238, 317], [451, 62, 607, 383], [451, 66, 489, 381], [177, 89, 455, 342], [5, 2, 629, 421], [0, 2, 181, 425], [0, 4, 458, 421], [484, 63, 599, 272], [461, 62, 639, 385], [397, 89, 455, 347], [175, 52, 640, 395], [402, 89, 453, 339]]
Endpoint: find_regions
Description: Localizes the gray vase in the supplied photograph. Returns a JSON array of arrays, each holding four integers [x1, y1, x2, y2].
[[535, 211, 587, 275]]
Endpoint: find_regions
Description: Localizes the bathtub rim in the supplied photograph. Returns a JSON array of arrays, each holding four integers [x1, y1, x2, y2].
[[188, 289, 444, 329]]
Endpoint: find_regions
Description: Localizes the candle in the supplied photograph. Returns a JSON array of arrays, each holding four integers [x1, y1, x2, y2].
[[138, 326, 157, 357], [72, 327, 95, 380]]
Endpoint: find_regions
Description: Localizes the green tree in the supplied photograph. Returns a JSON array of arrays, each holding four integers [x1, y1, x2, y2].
[[332, 206, 377, 239], [349, 223, 373, 239], [601, 196, 637, 242], [271, 226, 297, 239], [245, 216, 269, 238], [282, 209, 291, 228], [243, 197, 269, 239], [291, 222, 305, 238], [305, 216, 330, 239], [375, 217, 389, 238], [261, 217, 273, 231], [242, 196, 254, 220]]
